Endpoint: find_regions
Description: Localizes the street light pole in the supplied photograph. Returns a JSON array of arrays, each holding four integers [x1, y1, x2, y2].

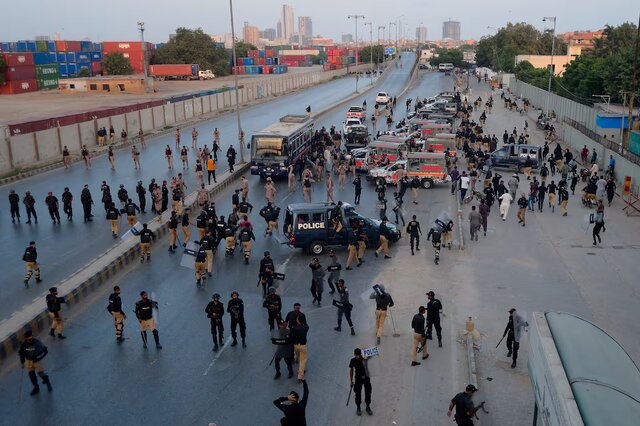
[[389, 22, 396, 58], [365, 22, 373, 85], [543, 16, 556, 117], [229, 0, 244, 163], [378, 26, 385, 72], [348, 15, 365, 93], [137, 22, 149, 94]]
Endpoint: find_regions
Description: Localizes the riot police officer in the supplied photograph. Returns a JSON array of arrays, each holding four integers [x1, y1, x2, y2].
[[139, 223, 155, 262], [199, 230, 216, 277], [196, 209, 209, 240], [19, 330, 52, 396], [205, 293, 225, 351], [369, 284, 394, 344], [22, 240, 41, 287], [168, 211, 179, 253], [134, 291, 161, 349], [124, 198, 140, 227], [194, 244, 208, 288], [326, 249, 341, 294], [309, 258, 325, 306], [238, 222, 256, 264], [263, 287, 282, 330], [426, 291, 443, 347], [259, 251, 275, 296], [334, 279, 355, 335], [107, 285, 126, 343], [406, 215, 422, 255], [227, 291, 246, 348], [272, 320, 294, 379], [238, 197, 253, 216], [106, 202, 121, 238], [46, 287, 67, 339]]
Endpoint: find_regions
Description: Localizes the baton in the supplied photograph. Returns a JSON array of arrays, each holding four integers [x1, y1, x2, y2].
[[495, 334, 506, 348], [346, 384, 353, 406], [268, 353, 276, 367]]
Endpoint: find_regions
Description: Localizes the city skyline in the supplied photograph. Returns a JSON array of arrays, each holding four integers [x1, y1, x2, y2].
[[0, 0, 633, 43]]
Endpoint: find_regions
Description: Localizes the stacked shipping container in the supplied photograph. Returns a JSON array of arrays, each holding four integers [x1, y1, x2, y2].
[[0, 53, 37, 94], [324, 47, 357, 71], [232, 49, 286, 75], [102, 41, 154, 75]]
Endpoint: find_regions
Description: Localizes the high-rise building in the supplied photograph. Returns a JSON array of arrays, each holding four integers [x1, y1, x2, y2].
[[223, 33, 234, 49], [261, 28, 277, 40], [442, 20, 461, 40], [277, 21, 283, 39], [416, 26, 428, 44], [243, 23, 260, 46], [342, 34, 354, 43], [281, 4, 295, 41], [298, 16, 313, 38]]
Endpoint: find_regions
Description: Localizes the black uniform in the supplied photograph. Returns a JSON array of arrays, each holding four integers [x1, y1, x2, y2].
[[80, 187, 93, 222], [107, 291, 125, 340], [134, 297, 161, 348], [44, 194, 60, 223], [353, 177, 362, 205], [451, 392, 475, 426], [272, 327, 294, 377], [227, 297, 246, 345], [263, 293, 282, 330], [406, 219, 422, 254], [9, 191, 20, 221], [259, 256, 275, 296], [61, 189, 73, 220], [349, 356, 372, 410], [273, 380, 308, 425], [238, 200, 253, 215], [426, 297, 443, 343], [205, 299, 225, 348], [335, 285, 354, 331], [23, 246, 41, 284], [19, 337, 52, 395], [45, 292, 66, 337], [136, 182, 147, 213]]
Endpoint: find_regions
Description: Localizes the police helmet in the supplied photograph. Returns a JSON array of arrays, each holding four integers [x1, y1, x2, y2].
[[212, 293, 220, 300], [231, 291, 239, 297], [268, 287, 276, 294]]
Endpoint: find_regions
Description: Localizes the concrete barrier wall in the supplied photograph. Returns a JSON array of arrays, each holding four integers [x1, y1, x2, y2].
[[1, 62, 383, 175]]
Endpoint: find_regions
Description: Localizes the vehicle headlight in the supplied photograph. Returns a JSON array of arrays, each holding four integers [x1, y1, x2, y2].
[[279, 162, 285, 167]]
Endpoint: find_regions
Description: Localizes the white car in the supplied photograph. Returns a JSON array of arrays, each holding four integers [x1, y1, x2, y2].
[[198, 70, 215, 80], [346, 106, 366, 121], [375, 91, 390, 105], [343, 118, 363, 134], [367, 160, 407, 184]]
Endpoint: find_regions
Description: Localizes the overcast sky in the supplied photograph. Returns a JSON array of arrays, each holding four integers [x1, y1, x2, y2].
[[1, 0, 635, 43]]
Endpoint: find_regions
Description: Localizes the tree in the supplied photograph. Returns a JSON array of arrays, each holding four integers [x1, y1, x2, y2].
[[78, 67, 91, 77], [233, 41, 257, 59], [359, 45, 386, 64], [0, 56, 6, 84], [311, 51, 327, 65], [151, 27, 231, 76], [515, 60, 549, 89], [429, 48, 464, 67], [102, 52, 134, 75]]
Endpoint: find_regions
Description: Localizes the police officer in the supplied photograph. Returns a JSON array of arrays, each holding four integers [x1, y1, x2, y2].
[[44, 191, 61, 224], [238, 221, 256, 264], [172, 185, 182, 214], [503, 308, 529, 368], [411, 306, 428, 366], [410, 176, 421, 204], [23, 191, 38, 223], [80, 184, 94, 223], [181, 207, 193, 246], [426, 291, 443, 347], [107, 285, 126, 343], [353, 175, 362, 205], [369, 284, 394, 344], [136, 180, 147, 213], [168, 211, 179, 253], [406, 215, 422, 255], [227, 291, 247, 348], [22, 240, 42, 287], [200, 230, 216, 277], [427, 224, 443, 265], [19, 330, 52, 396], [223, 220, 236, 257], [357, 222, 369, 261], [205, 293, 225, 351], [46, 287, 67, 339], [260, 202, 280, 237], [334, 279, 355, 335], [106, 202, 121, 238], [196, 209, 209, 240], [194, 244, 208, 288], [326, 249, 341, 293], [117, 184, 129, 208], [263, 287, 282, 331], [125, 198, 140, 228], [134, 291, 161, 349], [232, 189, 240, 210], [349, 348, 373, 416], [345, 224, 361, 270], [259, 251, 275, 294], [447, 384, 478, 425], [290, 315, 309, 381], [61, 187, 73, 221], [272, 320, 294, 379], [309, 257, 325, 306], [374, 217, 392, 259], [9, 189, 20, 222], [238, 197, 253, 216], [139, 223, 156, 262], [285, 303, 307, 329]]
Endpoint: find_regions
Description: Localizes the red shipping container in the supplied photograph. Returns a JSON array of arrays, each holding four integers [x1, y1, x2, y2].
[[0, 79, 38, 95], [2, 53, 34, 67], [236, 58, 244, 66], [265, 50, 276, 57], [67, 41, 81, 51], [5, 65, 36, 81], [119, 51, 146, 62], [102, 41, 153, 52]]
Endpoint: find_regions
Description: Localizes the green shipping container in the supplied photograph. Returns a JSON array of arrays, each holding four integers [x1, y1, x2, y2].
[[36, 40, 48, 52], [35, 64, 59, 79], [37, 76, 59, 90]]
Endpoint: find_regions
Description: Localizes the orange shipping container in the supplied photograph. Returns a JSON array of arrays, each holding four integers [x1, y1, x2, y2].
[[0, 79, 38, 95], [102, 41, 153, 52]]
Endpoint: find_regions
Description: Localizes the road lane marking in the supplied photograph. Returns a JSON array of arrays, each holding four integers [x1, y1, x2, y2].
[[202, 336, 233, 376]]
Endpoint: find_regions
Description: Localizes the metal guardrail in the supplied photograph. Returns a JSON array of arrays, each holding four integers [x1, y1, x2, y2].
[[564, 118, 640, 167]]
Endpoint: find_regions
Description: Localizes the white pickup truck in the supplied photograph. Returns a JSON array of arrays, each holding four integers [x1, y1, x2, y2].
[[198, 70, 216, 80], [375, 91, 390, 105]]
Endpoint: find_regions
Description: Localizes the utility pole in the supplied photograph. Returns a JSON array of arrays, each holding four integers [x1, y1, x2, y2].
[[378, 26, 385, 72], [389, 22, 396, 58], [543, 16, 556, 117], [365, 22, 373, 85], [229, 0, 244, 162], [626, 12, 640, 149], [348, 15, 365, 93], [137, 22, 148, 94]]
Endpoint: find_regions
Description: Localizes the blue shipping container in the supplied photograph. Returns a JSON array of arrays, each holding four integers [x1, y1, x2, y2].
[[57, 52, 66, 63], [26, 41, 37, 52], [66, 52, 76, 63], [76, 52, 90, 63], [80, 41, 92, 52], [33, 52, 50, 65], [259, 50, 266, 58], [93, 43, 102, 52], [16, 41, 27, 52], [49, 52, 58, 63], [59, 73, 69, 79], [0, 42, 9, 52], [90, 51, 102, 62], [58, 64, 68, 75], [47, 41, 56, 51], [243, 57, 254, 65], [67, 63, 77, 75], [266, 58, 273, 65]]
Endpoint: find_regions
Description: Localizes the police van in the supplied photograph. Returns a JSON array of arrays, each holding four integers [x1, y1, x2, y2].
[[284, 202, 401, 255]]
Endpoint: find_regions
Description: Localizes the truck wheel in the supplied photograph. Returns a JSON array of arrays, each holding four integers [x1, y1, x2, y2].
[[376, 177, 386, 186], [421, 178, 434, 189], [309, 241, 326, 255]]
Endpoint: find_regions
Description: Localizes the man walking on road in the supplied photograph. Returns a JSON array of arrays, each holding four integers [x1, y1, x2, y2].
[[498, 192, 513, 221], [46, 287, 67, 339], [271, 320, 294, 379], [44, 192, 61, 224], [406, 215, 422, 255], [61, 187, 73, 221], [106, 202, 121, 238], [503, 308, 528, 368], [447, 384, 478, 425], [81, 184, 94, 222], [135, 291, 162, 349], [426, 291, 443, 347], [205, 293, 225, 351], [468, 206, 482, 241], [374, 217, 392, 259], [334, 279, 355, 335], [23, 240, 42, 287], [479, 200, 489, 237], [23, 191, 37, 224], [107, 286, 126, 343], [290, 316, 309, 381], [411, 306, 428, 366], [349, 348, 373, 416], [517, 193, 528, 226], [19, 330, 53, 396], [227, 291, 247, 348], [370, 284, 394, 344]]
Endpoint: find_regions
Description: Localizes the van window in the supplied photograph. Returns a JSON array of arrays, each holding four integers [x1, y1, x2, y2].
[[509, 146, 516, 156], [312, 213, 324, 222], [296, 213, 309, 224], [494, 150, 507, 159]]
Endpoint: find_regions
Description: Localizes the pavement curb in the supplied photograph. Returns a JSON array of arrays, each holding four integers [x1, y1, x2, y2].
[[0, 163, 248, 366], [456, 190, 465, 250], [466, 333, 478, 387]]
